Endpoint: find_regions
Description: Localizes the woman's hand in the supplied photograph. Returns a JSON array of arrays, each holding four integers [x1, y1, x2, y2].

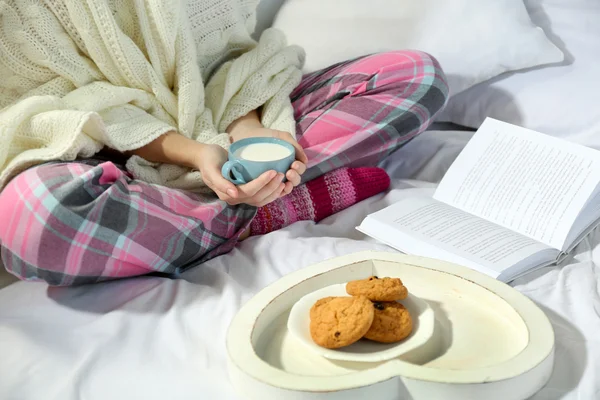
[[196, 144, 288, 206], [227, 109, 309, 196], [231, 126, 308, 196]]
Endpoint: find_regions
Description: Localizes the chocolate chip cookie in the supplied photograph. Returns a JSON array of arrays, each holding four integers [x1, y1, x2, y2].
[[346, 276, 408, 302], [309, 295, 374, 349], [364, 301, 413, 343]]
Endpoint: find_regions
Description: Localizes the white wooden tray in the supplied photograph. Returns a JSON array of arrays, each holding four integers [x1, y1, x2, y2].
[[226, 251, 554, 400]]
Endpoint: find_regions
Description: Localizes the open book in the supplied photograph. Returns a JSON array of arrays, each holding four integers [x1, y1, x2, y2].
[[357, 118, 600, 282]]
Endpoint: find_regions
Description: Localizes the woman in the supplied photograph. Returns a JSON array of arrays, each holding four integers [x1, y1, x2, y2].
[[0, 0, 448, 286]]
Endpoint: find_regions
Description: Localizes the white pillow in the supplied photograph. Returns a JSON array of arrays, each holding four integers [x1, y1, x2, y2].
[[255, 0, 285, 37], [272, 0, 564, 95], [438, 0, 600, 147]]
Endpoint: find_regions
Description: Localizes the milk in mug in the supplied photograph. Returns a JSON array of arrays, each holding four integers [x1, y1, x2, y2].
[[233, 142, 293, 162]]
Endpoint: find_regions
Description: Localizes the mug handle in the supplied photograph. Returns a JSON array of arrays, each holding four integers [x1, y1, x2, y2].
[[221, 160, 248, 185]]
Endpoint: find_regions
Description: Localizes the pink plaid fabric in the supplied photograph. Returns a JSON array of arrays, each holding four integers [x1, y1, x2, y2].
[[0, 51, 448, 285]]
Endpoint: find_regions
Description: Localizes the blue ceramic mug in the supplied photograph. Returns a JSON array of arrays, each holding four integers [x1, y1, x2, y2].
[[221, 137, 296, 184]]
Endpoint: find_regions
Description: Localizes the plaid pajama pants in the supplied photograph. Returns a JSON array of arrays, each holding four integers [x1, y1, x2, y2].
[[0, 51, 448, 286]]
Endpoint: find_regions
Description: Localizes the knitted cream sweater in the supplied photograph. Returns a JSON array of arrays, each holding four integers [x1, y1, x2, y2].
[[0, 0, 305, 191]]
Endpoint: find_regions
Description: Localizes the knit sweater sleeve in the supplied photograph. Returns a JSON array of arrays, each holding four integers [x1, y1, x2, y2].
[[0, 82, 177, 188], [60, 81, 180, 152], [204, 28, 305, 136]]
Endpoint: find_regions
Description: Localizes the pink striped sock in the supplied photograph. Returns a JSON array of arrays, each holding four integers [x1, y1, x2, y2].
[[250, 167, 390, 236]]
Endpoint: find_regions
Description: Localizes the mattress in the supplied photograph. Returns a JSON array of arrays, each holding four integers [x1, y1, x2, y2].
[[0, 130, 598, 400]]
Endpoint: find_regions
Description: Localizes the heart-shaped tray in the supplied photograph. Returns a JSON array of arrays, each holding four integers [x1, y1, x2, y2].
[[226, 251, 554, 400]]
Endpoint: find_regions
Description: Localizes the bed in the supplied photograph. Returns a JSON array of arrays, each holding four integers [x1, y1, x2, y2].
[[1, 129, 598, 399], [1, 0, 599, 399]]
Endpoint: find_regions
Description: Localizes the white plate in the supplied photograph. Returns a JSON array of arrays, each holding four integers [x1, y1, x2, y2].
[[287, 283, 435, 362]]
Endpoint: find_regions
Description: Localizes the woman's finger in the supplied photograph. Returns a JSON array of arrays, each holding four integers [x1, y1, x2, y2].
[[213, 188, 239, 205], [282, 181, 294, 196], [286, 169, 301, 187], [257, 183, 285, 207], [291, 161, 307, 176], [289, 140, 308, 164], [251, 173, 285, 204], [204, 165, 239, 199], [295, 145, 309, 164], [237, 170, 278, 198]]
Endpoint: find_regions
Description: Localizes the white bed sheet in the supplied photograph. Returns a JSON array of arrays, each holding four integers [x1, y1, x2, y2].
[[0, 130, 598, 400]]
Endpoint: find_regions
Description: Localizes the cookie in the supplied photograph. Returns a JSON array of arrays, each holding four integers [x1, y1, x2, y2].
[[309, 296, 375, 349], [364, 301, 413, 343], [346, 276, 408, 301], [309, 296, 336, 321]]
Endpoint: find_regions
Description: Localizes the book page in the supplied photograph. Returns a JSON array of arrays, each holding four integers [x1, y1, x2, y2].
[[434, 118, 600, 249], [359, 196, 555, 279]]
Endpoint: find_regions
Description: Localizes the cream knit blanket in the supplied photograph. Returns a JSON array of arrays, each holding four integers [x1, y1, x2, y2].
[[0, 0, 305, 191]]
